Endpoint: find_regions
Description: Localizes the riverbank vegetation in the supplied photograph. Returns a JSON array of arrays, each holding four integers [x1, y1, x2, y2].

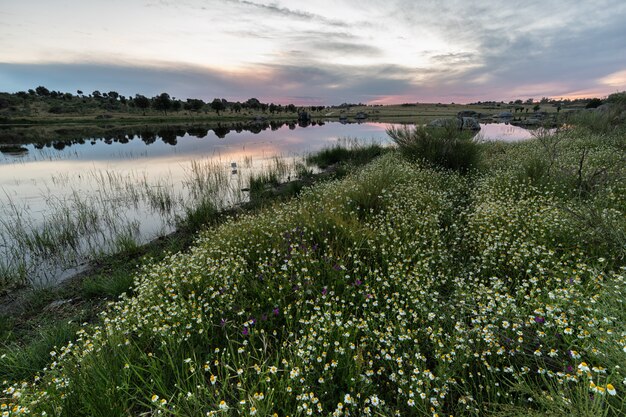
[[1, 94, 625, 416]]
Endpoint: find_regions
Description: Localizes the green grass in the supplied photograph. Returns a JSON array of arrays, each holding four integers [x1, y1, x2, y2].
[[387, 123, 480, 172], [306, 141, 387, 169], [1, 108, 625, 416]]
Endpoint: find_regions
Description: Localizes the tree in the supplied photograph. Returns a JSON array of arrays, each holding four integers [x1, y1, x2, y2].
[[533, 104, 541, 112], [184, 98, 205, 112], [246, 98, 261, 109], [35, 86, 50, 96], [92, 90, 102, 99], [108, 91, 119, 100], [134, 94, 150, 115], [152, 93, 172, 115], [211, 98, 226, 115]]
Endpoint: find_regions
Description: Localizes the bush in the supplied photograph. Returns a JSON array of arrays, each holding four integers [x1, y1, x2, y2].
[[607, 91, 626, 106], [387, 124, 480, 172], [585, 98, 603, 109]]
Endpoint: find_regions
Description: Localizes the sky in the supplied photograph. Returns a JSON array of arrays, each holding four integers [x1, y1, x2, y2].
[[1, 0, 625, 105]]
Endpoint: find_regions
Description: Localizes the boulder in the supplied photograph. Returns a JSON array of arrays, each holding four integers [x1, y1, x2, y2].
[[497, 111, 513, 119], [457, 110, 478, 118], [461, 117, 481, 130], [428, 118, 460, 129], [428, 117, 480, 131]]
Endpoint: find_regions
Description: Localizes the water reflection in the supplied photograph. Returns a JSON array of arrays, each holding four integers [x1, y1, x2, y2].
[[476, 122, 548, 142]]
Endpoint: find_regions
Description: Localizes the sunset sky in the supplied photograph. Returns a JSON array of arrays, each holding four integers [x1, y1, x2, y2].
[[1, 0, 625, 105]]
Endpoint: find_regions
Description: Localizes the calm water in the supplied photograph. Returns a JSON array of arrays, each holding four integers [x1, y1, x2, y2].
[[0, 121, 537, 284]]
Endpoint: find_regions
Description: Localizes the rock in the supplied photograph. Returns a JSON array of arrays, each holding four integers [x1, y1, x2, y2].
[[355, 112, 368, 120], [457, 110, 478, 118], [428, 118, 460, 129], [428, 117, 480, 131], [461, 117, 481, 130], [496, 111, 513, 119], [596, 103, 611, 112]]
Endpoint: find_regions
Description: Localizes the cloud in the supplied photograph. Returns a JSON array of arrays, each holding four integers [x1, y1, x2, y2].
[[308, 41, 382, 57], [599, 70, 626, 88], [225, 0, 348, 27]]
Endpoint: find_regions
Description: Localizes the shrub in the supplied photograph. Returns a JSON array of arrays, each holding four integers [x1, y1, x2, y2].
[[386, 124, 480, 172]]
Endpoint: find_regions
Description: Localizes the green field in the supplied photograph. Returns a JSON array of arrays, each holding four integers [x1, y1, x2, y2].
[[1, 98, 625, 416]]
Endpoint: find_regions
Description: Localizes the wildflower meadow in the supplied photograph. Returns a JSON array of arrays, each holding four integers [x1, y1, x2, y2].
[[2, 111, 625, 416]]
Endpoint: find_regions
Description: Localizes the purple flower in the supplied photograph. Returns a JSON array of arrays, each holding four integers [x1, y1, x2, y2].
[[242, 327, 249, 336], [322, 287, 328, 295], [534, 316, 545, 324], [273, 307, 280, 316], [220, 318, 226, 327], [567, 365, 574, 373], [366, 293, 373, 299], [332, 263, 342, 271], [354, 279, 362, 286]]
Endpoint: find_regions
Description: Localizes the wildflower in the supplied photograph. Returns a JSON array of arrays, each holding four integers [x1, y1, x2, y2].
[[210, 374, 217, 385], [607, 384, 616, 396], [578, 362, 590, 372], [151, 394, 159, 402]]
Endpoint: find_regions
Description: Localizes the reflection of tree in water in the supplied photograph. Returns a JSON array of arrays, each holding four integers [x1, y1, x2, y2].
[[116, 134, 129, 144], [4, 119, 329, 150], [186, 127, 209, 138], [140, 129, 157, 145], [158, 128, 179, 146], [212, 126, 231, 139]]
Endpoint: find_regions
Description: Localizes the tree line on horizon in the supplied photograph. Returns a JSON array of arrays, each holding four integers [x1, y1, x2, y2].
[[0, 86, 328, 118], [0, 85, 621, 119]]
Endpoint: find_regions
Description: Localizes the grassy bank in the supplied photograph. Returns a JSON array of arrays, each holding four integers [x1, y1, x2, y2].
[[2, 114, 625, 415]]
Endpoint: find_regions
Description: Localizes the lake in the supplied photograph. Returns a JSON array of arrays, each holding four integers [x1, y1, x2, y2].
[[0, 121, 538, 284]]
